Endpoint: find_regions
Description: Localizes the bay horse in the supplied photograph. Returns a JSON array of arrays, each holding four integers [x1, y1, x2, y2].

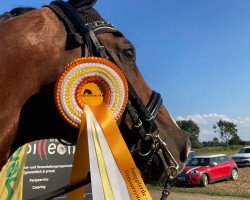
[[0, 0, 190, 196]]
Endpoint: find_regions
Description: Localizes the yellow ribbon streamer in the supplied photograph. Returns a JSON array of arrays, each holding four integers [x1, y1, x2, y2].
[[88, 111, 114, 200]]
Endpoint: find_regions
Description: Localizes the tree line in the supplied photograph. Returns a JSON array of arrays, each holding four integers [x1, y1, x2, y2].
[[176, 119, 250, 149]]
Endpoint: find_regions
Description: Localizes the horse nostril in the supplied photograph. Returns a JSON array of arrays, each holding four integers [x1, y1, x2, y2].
[[180, 140, 191, 162]]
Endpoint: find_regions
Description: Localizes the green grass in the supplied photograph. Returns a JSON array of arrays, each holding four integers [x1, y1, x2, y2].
[[194, 145, 243, 156], [148, 185, 250, 198]]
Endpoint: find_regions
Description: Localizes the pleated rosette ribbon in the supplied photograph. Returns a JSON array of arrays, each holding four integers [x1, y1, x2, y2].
[[55, 57, 152, 200]]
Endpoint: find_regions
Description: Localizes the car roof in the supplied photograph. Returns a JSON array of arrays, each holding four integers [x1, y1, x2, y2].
[[242, 146, 250, 149], [193, 154, 226, 158]]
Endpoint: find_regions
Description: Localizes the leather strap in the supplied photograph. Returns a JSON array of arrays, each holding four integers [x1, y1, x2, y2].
[[147, 91, 162, 119], [48, 0, 93, 56]]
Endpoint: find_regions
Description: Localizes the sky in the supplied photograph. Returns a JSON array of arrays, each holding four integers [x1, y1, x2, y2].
[[1, 0, 249, 142]]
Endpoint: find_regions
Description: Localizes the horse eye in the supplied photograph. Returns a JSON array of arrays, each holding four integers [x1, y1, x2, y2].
[[122, 48, 135, 61]]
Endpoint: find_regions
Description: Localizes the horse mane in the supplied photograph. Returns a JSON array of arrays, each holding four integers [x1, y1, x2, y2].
[[0, 7, 34, 22], [0, 3, 112, 34], [8, 7, 34, 16], [0, 3, 102, 23]]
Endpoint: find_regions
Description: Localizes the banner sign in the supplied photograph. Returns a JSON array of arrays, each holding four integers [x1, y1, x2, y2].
[[23, 139, 93, 199]]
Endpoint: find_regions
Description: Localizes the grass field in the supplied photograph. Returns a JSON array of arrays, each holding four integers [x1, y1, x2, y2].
[[194, 145, 243, 156]]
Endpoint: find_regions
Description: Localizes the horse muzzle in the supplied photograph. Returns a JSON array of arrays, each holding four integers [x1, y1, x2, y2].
[[130, 129, 181, 184]]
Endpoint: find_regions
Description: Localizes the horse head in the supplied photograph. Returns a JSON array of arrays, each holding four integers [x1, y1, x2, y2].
[[0, 0, 190, 186], [96, 25, 191, 182]]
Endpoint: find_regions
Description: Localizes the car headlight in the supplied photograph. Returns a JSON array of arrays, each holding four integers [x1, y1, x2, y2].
[[190, 169, 199, 175]]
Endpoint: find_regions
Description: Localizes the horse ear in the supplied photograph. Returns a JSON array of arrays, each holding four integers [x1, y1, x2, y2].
[[68, 0, 97, 10]]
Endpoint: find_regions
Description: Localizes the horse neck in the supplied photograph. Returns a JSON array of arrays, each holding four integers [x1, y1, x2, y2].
[[0, 8, 82, 169]]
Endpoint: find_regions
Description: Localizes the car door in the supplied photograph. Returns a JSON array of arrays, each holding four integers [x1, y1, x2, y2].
[[208, 157, 221, 181], [219, 156, 231, 177]]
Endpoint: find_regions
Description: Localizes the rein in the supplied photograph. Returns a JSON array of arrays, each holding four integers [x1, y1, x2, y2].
[[30, 1, 178, 199]]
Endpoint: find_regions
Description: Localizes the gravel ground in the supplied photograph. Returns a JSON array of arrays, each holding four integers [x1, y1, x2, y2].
[[150, 167, 250, 200], [150, 191, 249, 200]]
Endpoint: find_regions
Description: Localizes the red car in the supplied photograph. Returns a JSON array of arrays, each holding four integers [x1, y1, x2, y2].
[[175, 154, 238, 187]]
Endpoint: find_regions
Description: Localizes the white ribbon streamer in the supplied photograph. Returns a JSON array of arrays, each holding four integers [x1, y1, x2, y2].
[[86, 109, 105, 200]]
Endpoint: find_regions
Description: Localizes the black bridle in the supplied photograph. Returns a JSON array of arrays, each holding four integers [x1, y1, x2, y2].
[[29, 1, 179, 199]]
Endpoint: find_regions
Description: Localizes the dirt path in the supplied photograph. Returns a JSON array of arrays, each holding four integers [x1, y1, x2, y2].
[[150, 191, 248, 200]]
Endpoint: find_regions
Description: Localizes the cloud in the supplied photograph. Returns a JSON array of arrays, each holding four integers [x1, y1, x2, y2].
[[176, 113, 230, 124], [235, 116, 250, 127], [175, 113, 250, 142]]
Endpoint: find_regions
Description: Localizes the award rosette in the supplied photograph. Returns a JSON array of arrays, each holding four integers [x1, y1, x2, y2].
[[55, 57, 152, 200]]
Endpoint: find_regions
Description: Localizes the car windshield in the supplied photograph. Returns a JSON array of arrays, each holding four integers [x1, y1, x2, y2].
[[187, 152, 198, 160], [186, 157, 210, 166], [239, 148, 250, 153]]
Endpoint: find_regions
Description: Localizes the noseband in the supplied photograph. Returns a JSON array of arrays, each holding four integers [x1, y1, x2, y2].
[[48, 1, 178, 198]]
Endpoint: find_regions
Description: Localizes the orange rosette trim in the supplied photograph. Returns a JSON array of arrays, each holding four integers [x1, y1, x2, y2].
[[55, 57, 128, 128]]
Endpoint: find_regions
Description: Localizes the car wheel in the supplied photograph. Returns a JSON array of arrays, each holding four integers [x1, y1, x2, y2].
[[200, 174, 209, 187], [230, 168, 238, 180]]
